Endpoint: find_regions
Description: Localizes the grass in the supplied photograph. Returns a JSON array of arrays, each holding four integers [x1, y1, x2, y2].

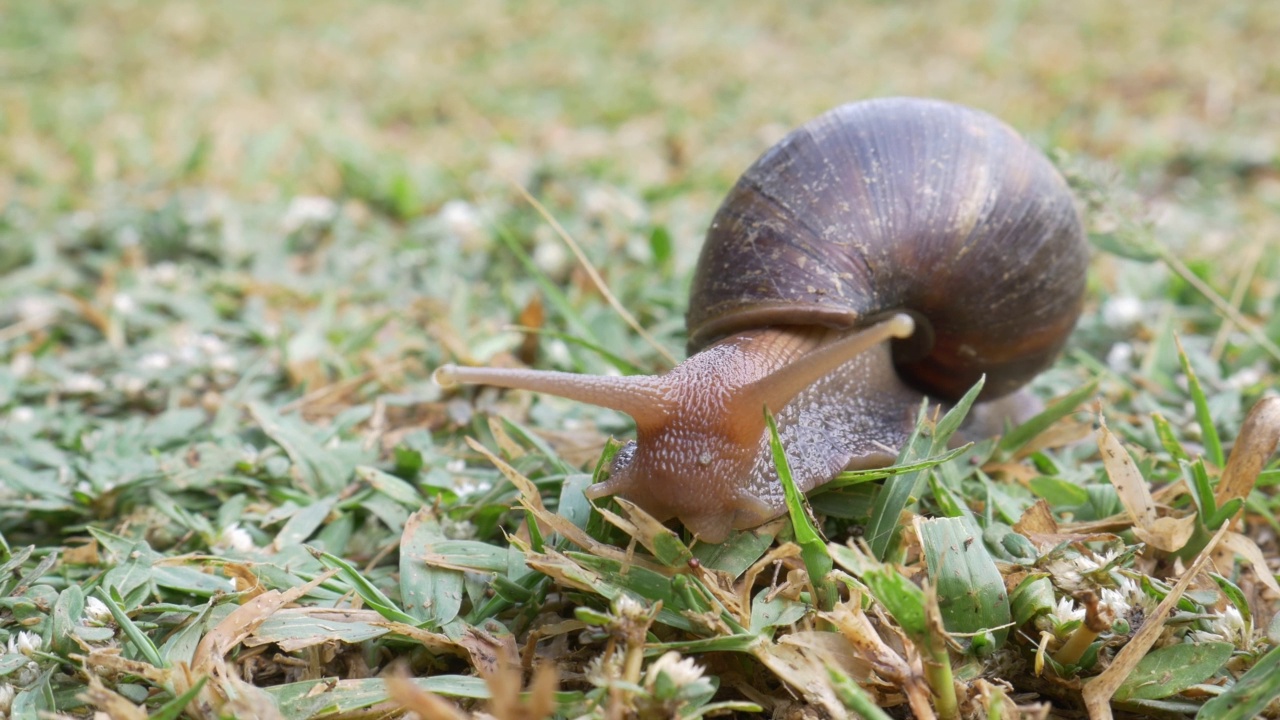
[[1, 0, 1279, 718]]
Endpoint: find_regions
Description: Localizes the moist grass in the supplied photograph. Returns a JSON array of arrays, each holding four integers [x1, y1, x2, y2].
[[1, 1, 1279, 718]]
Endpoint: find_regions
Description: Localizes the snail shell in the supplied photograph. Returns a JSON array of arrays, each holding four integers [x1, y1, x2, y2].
[[689, 97, 1087, 402], [435, 97, 1087, 543]]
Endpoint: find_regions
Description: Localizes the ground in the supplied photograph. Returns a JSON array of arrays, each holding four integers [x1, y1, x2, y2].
[[0, 1, 1278, 718]]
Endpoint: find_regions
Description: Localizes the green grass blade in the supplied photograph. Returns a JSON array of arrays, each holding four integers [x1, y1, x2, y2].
[[998, 379, 1098, 455], [765, 406, 833, 608], [1176, 338, 1225, 467], [94, 587, 166, 669]]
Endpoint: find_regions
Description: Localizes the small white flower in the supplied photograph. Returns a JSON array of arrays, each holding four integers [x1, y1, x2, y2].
[[442, 518, 476, 540], [1051, 597, 1085, 624], [613, 594, 648, 621], [8, 631, 42, 657], [532, 240, 569, 277], [210, 354, 238, 373], [112, 293, 137, 315], [15, 297, 57, 324], [83, 597, 112, 625], [139, 352, 172, 371], [9, 353, 34, 378], [6, 407, 35, 425], [1102, 296, 1144, 330], [645, 651, 705, 689], [112, 374, 146, 395], [1106, 343, 1134, 372], [281, 196, 337, 233], [439, 200, 485, 246], [0, 682, 14, 713], [216, 524, 255, 553], [148, 261, 180, 286], [197, 334, 228, 356], [62, 373, 105, 394]]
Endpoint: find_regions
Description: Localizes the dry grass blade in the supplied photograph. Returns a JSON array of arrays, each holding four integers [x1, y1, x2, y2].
[[1081, 523, 1230, 720], [512, 182, 677, 367], [465, 436, 668, 573], [386, 670, 469, 720], [186, 571, 336, 718], [1097, 413, 1196, 552]]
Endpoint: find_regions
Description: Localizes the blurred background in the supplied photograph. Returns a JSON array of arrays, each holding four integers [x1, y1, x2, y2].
[[4, 0, 1277, 215]]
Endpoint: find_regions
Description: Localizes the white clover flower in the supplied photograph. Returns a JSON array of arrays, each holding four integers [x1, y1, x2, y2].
[[613, 594, 648, 621], [532, 240, 569, 277], [215, 524, 255, 553], [1102, 296, 1144, 330], [584, 649, 625, 686], [1194, 606, 1248, 647], [61, 373, 105, 395], [0, 682, 13, 714], [644, 651, 705, 689], [197, 334, 228, 356], [439, 200, 485, 247], [15, 297, 57, 324], [9, 353, 34, 378], [83, 597, 112, 625], [442, 518, 476, 540], [1051, 597, 1085, 624], [112, 293, 137, 315], [281, 196, 337, 233], [148, 261, 180, 286], [1106, 343, 1134, 373], [138, 352, 172, 371], [210, 354, 238, 372], [1043, 553, 1101, 591], [112, 374, 146, 395], [8, 631, 42, 657], [7, 407, 35, 425]]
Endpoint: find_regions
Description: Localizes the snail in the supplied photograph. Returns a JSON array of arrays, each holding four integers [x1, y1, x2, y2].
[[435, 97, 1088, 543]]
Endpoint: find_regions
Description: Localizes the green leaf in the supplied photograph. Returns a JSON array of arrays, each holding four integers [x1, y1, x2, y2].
[[399, 509, 464, 627], [1115, 641, 1233, 701], [865, 402, 931, 560], [998, 380, 1098, 455], [310, 547, 418, 625], [1152, 413, 1190, 463], [691, 525, 777, 579], [829, 543, 927, 636], [919, 516, 1012, 650], [95, 587, 166, 669], [765, 406, 833, 607], [1176, 340, 1225, 468]]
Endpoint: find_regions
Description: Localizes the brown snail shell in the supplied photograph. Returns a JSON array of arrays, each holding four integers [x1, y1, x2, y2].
[[435, 97, 1088, 542], [689, 97, 1087, 401]]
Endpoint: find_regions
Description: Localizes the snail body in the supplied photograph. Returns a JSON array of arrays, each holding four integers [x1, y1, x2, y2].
[[436, 97, 1087, 543]]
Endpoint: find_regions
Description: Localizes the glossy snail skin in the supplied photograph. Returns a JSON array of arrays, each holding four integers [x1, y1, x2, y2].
[[436, 97, 1088, 543]]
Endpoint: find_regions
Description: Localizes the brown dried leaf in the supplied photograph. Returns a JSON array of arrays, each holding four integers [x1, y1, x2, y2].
[[79, 674, 148, 720], [63, 539, 100, 566], [823, 598, 935, 720], [466, 437, 667, 573], [1218, 531, 1280, 596], [515, 294, 544, 366], [1097, 415, 1195, 552], [1217, 396, 1280, 519]]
